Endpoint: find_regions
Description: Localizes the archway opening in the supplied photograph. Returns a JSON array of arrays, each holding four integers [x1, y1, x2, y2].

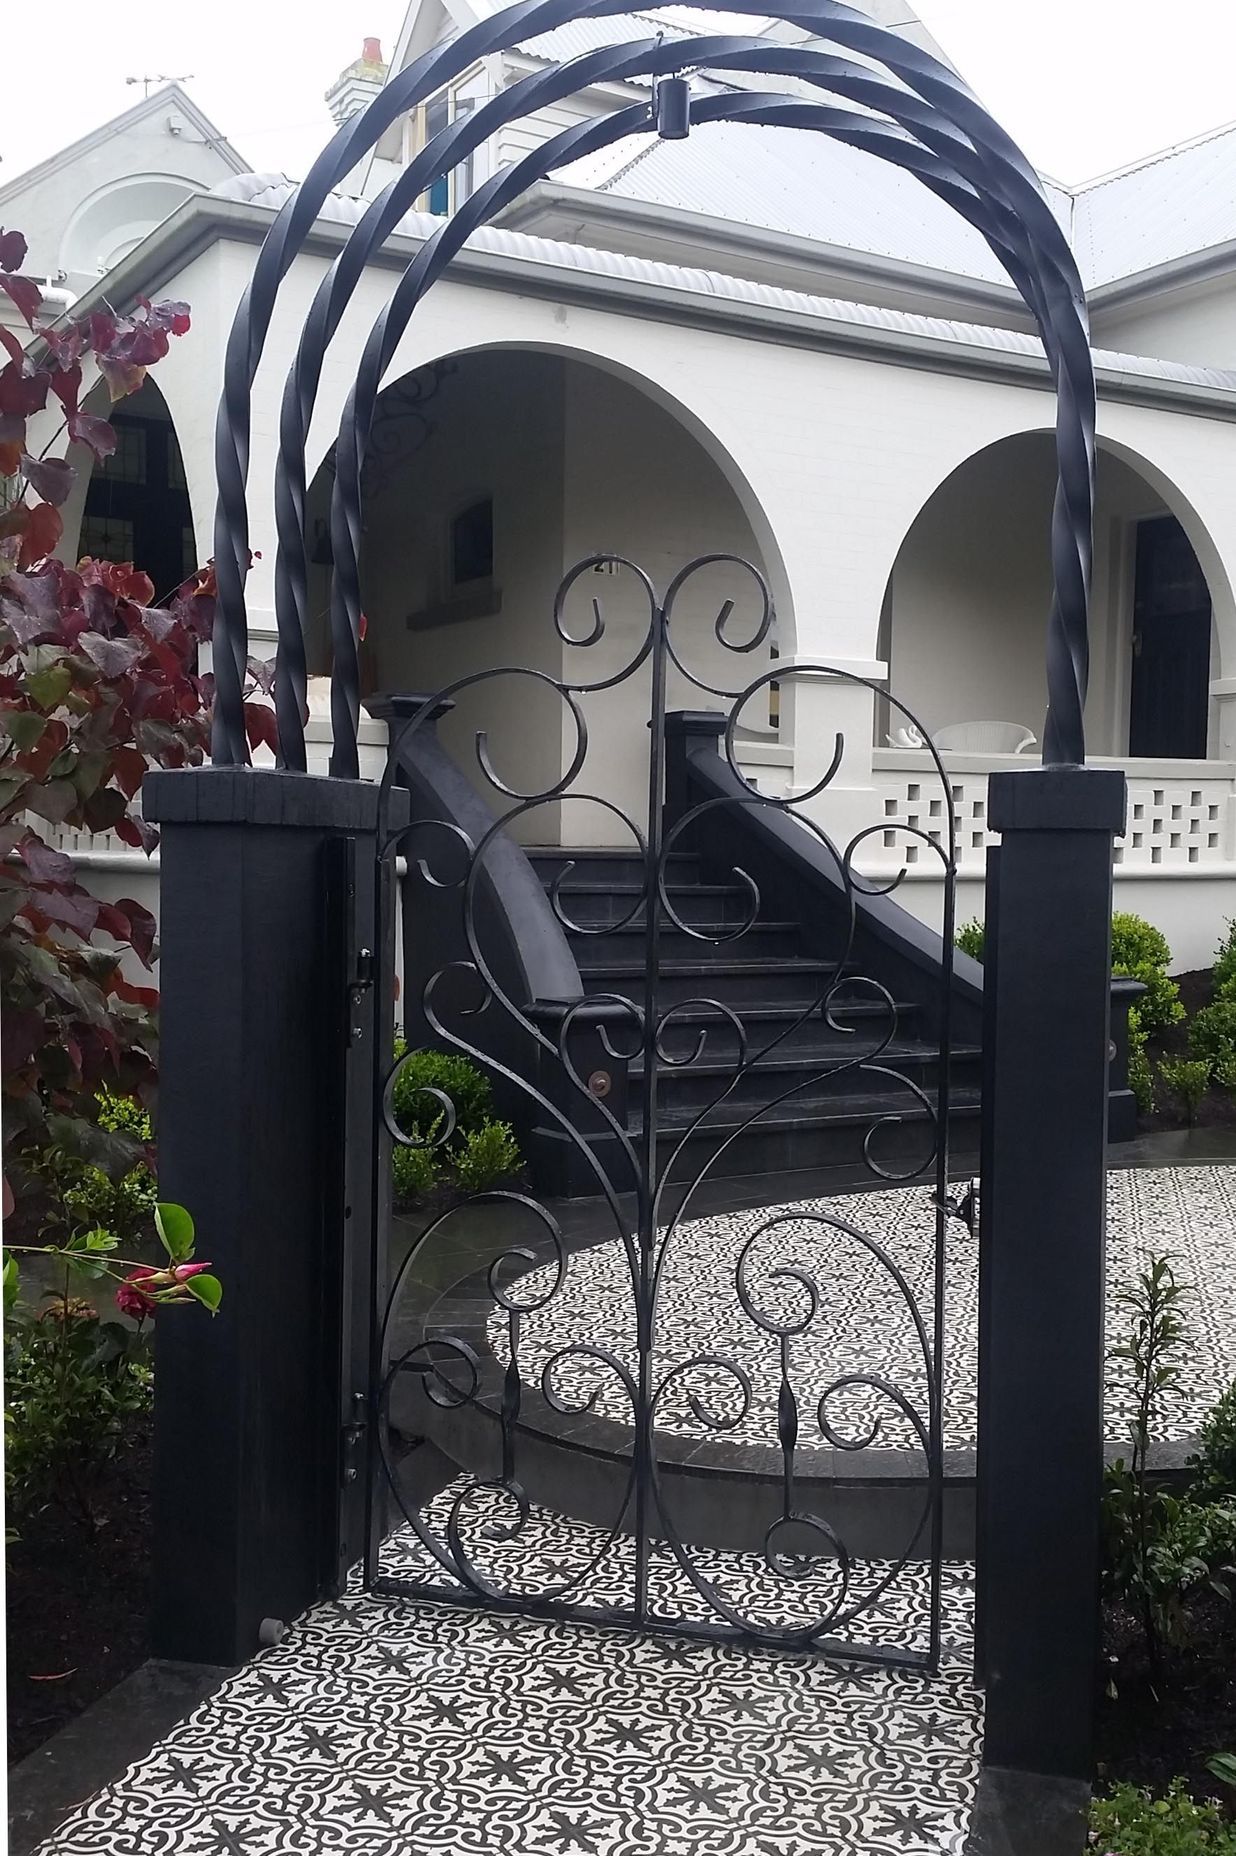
[[879, 432, 1227, 762], [60, 375, 195, 604], [303, 345, 785, 841]]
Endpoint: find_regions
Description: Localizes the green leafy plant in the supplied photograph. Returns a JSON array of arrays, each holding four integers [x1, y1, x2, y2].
[[392, 1142, 438, 1205], [1214, 919, 1236, 1001], [1112, 912, 1174, 974], [1191, 1001, 1236, 1073], [387, 1042, 523, 1206], [1090, 1780, 1236, 1854], [4, 1199, 219, 1528], [1208, 1754, 1236, 1790], [1190, 1380, 1236, 1503], [1103, 1256, 1201, 1660], [4, 1298, 152, 1528], [955, 919, 985, 961], [1112, 912, 1184, 1040], [390, 1042, 494, 1146], [453, 1120, 522, 1194], [1158, 1058, 1212, 1126], [1128, 1008, 1154, 1116]]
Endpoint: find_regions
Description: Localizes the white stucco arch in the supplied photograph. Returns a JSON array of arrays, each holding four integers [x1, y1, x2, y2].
[[300, 332, 796, 662], [877, 421, 1236, 758]]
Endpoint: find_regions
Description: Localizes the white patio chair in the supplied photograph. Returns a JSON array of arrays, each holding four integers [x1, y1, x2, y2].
[[930, 721, 1037, 754]]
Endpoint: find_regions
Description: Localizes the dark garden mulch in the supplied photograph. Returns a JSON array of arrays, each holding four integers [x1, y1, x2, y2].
[[1096, 1593, 1236, 1809], [6, 1418, 151, 1766]]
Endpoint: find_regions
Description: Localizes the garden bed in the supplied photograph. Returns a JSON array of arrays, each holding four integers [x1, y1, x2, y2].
[[6, 1416, 151, 1766], [1097, 1593, 1236, 1811], [1143, 969, 1236, 1134]]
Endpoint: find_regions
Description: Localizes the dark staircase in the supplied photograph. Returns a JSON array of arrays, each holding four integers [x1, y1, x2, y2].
[[525, 846, 982, 1191]]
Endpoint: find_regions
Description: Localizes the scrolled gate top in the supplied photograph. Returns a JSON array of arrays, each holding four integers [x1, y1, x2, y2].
[[209, 0, 1095, 776]]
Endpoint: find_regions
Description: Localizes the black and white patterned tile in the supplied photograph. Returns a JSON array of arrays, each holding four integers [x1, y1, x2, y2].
[[38, 1492, 981, 1856], [479, 1166, 1236, 1453]]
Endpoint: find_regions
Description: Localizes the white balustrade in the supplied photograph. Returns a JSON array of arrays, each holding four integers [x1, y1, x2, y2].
[[871, 750, 1236, 873]]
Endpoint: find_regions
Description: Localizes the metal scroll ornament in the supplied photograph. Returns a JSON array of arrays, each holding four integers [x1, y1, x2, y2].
[[369, 551, 956, 1668]]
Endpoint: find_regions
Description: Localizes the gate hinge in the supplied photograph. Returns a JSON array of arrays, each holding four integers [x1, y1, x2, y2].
[[340, 1390, 368, 1487]]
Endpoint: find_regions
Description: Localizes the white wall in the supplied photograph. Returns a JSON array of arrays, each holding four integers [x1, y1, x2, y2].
[[1094, 276, 1236, 373], [884, 436, 1173, 755], [358, 349, 567, 833], [560, 361, 773, 844], [894, 866, 1236, 976]]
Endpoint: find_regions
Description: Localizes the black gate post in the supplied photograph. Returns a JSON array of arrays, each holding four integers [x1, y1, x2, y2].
[[142, 766, 391, 1666], [976, 764, 1126, 1781]]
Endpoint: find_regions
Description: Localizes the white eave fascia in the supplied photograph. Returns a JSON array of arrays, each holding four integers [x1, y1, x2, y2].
[[58, 193, 1236, 424], [1088, 237, 1236, 314], [496, 179, 1029, 320]]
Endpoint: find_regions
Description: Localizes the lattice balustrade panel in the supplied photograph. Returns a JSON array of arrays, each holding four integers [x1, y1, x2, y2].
[[870, 762, 1236, 871]]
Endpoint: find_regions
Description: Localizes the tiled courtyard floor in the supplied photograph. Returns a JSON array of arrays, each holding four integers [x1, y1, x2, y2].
[[34, 1564, 981, 1856], [28, 1158, 1236, 1854]]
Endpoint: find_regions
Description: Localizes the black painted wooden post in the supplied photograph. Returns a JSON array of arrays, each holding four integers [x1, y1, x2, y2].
[[976, 765, 1126, 1780], [143, 767, 395, 1665]]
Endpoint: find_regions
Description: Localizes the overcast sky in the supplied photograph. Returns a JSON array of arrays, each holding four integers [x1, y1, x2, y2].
[[2, 0, 1235, 192]]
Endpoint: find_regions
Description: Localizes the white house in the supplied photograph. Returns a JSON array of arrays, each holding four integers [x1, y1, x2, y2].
[[14, 1, 1236, 966]]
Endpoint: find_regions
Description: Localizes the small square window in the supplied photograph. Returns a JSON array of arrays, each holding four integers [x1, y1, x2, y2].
[[450, 497, 493, 587]]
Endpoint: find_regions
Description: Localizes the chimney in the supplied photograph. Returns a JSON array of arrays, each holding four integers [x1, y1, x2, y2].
[[325, 37, 388, 127]]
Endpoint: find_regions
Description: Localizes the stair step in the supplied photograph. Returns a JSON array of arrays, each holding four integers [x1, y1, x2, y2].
[[629, 1043, 980, 1110], [575, 924, 803, 964], [529, 849, 700, 887], [533, 1091, 981, 1186], [646, 1083, 981, 1132], [545, 882, 763, 929], [579, 958, 843, 1008]]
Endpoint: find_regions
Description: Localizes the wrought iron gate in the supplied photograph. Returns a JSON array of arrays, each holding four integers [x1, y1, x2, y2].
[[352, 551, 964, 1669]]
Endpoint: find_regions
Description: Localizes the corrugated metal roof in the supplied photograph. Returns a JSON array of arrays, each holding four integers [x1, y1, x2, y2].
[[1074, 120, 1236, 288], [504, 10, 1236, 292], [515, 11, 691, 63], [565, 117, 1017, 282], [207, 173, 1236, 394]]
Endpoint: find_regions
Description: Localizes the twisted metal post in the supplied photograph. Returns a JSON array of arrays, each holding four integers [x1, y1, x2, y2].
[[210, 0, 1095, 774]]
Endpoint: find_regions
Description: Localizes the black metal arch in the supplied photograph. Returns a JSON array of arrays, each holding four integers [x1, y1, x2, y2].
[[210, 0, 1096, 775]]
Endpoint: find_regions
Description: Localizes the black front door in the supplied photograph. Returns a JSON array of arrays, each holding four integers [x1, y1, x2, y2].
[[1129, 515, 1211, 759]]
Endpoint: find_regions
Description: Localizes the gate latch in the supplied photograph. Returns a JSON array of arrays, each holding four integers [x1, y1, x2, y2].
[[350, 947, 374, 1004], [340, 1391, 368, 1486]]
